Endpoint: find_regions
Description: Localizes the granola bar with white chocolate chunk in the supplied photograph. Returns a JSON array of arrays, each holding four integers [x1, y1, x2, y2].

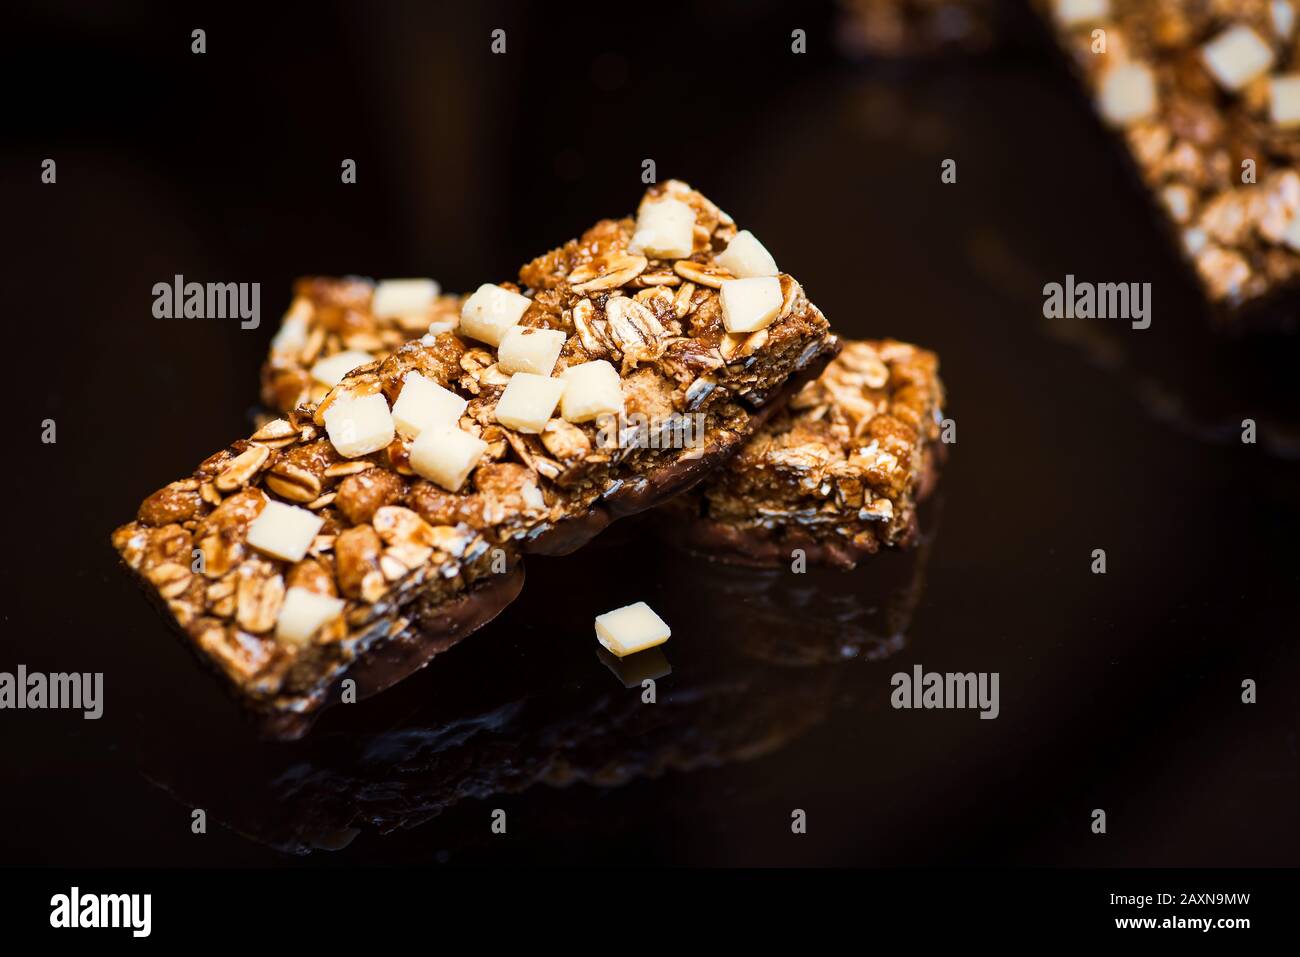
[[668, 339, 945, 570], [261, 276, 464, 412], [117, 181, 838, 735], [113, 404, 521, 738], [1037, 0, 1300, 325]]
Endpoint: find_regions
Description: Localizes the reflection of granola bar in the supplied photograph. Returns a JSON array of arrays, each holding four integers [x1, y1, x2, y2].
[[113, 181, 837, 736], [137, 517, 938, 854], [683, 506, 938, 665], [1039, 0, 1300, 324], [138, 521, 936, 854], [147, 632, 838, 854], [668, 340, 945, 569]]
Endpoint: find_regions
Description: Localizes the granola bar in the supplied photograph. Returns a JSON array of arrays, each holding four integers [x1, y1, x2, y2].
[[114, 181, 838, 736], [666, 339, 944, 570], [264, 305, 940, 573], [1039, 0, 1300, 325], [261, 277, 463, 413]]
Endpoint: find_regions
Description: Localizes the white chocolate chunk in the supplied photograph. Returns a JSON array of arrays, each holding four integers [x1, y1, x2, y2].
[[409, 427, 488, 492], [275, 586, 345, 646], [390, 371, 467, 438], [720, 276, 783, 333], [498, 326, 566, 376], [1273, 0, 1296, 40], [1097, 62, 1157, 125], [560, 360, 624, 423], [494, 372, 566, 434], [247, 499, 325, 564], [459, 283, 531, 347], [1270, 73, 1300, 126], [1201, 25, 1275, 92], [310, 350, 374, 387], [1282, 211, 1300, 250], [323, 392, 395, 458], [594, 601, 671, 658], [270, 313, 309, 355], [1160, 184, 1195, 224], [371, 278, 439, 318], [628, 197, 696, 259], [716, 229, 778, 278], [1052, 0, 1109, 27]]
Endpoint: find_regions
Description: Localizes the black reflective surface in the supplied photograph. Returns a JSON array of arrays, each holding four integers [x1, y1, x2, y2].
[[2, 2, 1298, 867]]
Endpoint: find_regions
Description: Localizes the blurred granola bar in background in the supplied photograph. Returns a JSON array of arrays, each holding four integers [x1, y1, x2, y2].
[[837, 0, 1003, 58], [262, 277, 463, 412], [1039, 0, 1300, 329]]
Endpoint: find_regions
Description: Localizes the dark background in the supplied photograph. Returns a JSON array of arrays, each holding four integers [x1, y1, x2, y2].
[[1, 0, 1298, 866]]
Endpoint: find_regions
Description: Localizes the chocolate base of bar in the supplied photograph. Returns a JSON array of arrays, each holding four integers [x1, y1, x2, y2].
[[526, 337, 841, 557], [119, 545, 527, 742], [672, 438, 944, 570], [258, 562, 527, 741]]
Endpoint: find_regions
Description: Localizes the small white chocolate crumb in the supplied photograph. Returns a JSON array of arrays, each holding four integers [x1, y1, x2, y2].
[[594, 601, 671, 658]]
